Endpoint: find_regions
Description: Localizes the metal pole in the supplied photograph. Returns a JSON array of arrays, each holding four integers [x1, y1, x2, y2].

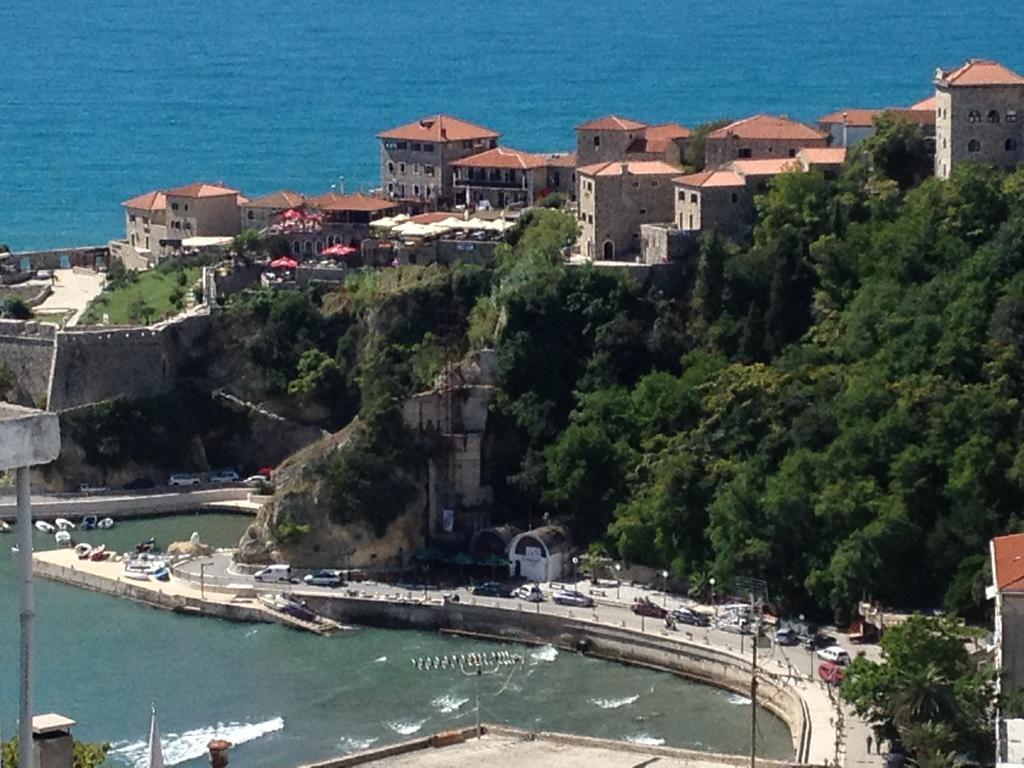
[[16, 466, 35, 768], [475, 668, 482, 739], [751, 631, 758, 768]]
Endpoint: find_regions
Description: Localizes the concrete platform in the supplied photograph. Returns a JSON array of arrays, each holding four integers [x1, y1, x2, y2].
[[0, 403, 60, 470]]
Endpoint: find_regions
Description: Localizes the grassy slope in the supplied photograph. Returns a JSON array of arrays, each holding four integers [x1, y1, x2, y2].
[[79, 267, 199, 325]]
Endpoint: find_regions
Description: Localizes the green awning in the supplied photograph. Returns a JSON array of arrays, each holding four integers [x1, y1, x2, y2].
[[480, 554, 510, 567]]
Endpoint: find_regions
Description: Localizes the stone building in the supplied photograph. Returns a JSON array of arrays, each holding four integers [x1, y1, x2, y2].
[[577, 160, 681, 261], [241, 190, 305, 232], [991, 533, 1024, 741], [377, 114, 500, 211], [299, 192, 398, 254], [120, 190, 167, 267], [934, 59, 1024, 179], [450, 147, 576, 209], [817, 105, 935, 147], [163, 182, 244, 249], [703, 114, 829, 168], [507, 525, 571, 583], [575, 115, 690, 168]]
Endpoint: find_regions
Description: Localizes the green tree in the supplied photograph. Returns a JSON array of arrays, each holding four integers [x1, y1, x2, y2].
[[128, 296, 154, 324], [1, 738, 110, 768], [862, 113, 934, 190], [683, 118, 732, 171], [2, 297, 32, 319], [693, 231, 726, 325]]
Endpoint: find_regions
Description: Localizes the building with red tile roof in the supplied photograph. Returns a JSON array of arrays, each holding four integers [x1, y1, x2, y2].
[[163, 182, 239, 198], [934, 59, 1024, 178], [704, 114, 829, 168], [817, 106, 936, 147], [576, 116, 690, 168], [378, 115, 501, 211], [991, 534, 1024, 710], [122, 190, 167, 212], [577, 159, 682, 261], [576, 115, 648, 131], [909, 95, 937, 112], [451, 147, 577, 208], [241, 190, 307, 232], [306, 192, 397, 213]]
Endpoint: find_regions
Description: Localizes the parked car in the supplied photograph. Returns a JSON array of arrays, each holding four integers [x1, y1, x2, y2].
[[672, 607, 711, 627], [631, 597, 668, 618], [254, 564, 292, 583], [816, 645, 852, 666], [243, 475, 271, 487], [471, 581, 513, 598], [209, 470, 240, 484], [514, 584, 544, 602], [717, 618, 752, 634], [804, 632, 837, 651], [78, 483, 108, 494], [818, 661, 845, 685], [552, 589, 595, 607], [168, 473, 200, 487], [774, 627, 800, 646], [303, 569, 344, 588]]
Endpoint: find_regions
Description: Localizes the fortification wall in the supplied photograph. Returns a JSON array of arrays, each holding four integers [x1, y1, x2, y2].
[[47, 312, 213, 410], [0, 320, 57, 407]]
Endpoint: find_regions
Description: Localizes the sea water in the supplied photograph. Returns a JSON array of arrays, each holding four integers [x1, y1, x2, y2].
[[0, 0, 1020, 250], [0, 513, 791, 766]]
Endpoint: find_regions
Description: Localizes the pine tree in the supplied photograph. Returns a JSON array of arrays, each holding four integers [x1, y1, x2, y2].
[[738, 302, 763, 362], [694, 232, 725, 325]]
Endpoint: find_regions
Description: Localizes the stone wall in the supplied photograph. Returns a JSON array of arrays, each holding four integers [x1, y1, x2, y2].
[[0, 320, 57, 407], [47, 312, 213, 410], [0, 245, 109, 272]]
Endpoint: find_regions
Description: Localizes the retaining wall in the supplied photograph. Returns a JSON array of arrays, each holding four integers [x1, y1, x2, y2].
[[0, 487, 260, 521], [0, 320, 58, 406]]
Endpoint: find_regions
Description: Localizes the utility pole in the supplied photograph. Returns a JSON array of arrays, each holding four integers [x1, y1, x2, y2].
[[732, 576, 767, 768], [751, 603, 758, 768]]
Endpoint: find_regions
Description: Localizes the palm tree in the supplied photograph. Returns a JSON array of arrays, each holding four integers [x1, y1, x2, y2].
[[889, 664, 957, 730], [900, 721, 955, 758]]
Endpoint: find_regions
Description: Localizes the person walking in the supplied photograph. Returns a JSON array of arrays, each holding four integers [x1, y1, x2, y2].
[[866, 734, 873, 754]]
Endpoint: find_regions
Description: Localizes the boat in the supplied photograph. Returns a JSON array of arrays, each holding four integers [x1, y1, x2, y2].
[[35, 521, 55, 533], [260, 593, 320, 623], [123, 569, 150, 581], [0, 520, 10, 533], [55, 518, 75, 531], [98, 517, 114, 530], [89, 544, 108, 561], [152, 566, 170, 582], [55, 530, 72, 546], [136, 537, 156, 553], [74, 543, 93, 559], [80, 515, 98, 530]]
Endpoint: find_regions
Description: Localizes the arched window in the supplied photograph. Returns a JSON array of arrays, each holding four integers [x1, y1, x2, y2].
[[1008, 138, 1019, 152], [967, 139, 981, 153], [988, 110, 1000, 123], [968, 110, 982, 123], [731, 192, 739, 204], [315, 240, 323, 253], [291, 241, 300, 255], [602, 241, 614, 260]]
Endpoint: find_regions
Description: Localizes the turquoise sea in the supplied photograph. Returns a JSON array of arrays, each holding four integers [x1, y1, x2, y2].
[[0, 515, 790, 766], [0, 0, 1021, 251]]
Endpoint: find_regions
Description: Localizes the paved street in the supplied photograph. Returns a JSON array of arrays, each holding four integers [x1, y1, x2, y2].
[[31, 268, 104, 326]]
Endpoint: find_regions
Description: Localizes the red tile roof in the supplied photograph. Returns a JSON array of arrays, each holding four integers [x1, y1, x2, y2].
[[577, 160, 682, 177], [543, 152, 577, 168], [377, 115, 499, 142], [994, 534, 1024, 592], [708, 114, 828, 142], [627, 123, 692, 154], [164, 182, 239, 198], [674, 169, 745, 188], [245, 190, 306, 209], [937, 59, 1024, 87], [451, 146, 549, 170], [409, 211, 458, 225], [730, 158, 801, 176], [909, 95, 937, 111], [306, 192, 398, 213], [122, 190, 166, 211], [576, 115, 648, 131], [797, 147, 848, 165]]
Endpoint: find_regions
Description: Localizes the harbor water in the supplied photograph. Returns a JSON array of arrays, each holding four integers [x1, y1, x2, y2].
[[1, 0, 1021, 250], [0, 514, 791, 766]]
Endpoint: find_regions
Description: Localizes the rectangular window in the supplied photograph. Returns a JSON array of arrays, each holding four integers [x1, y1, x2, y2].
[[129, 214, 136, 222], [396, 141, 408, 149], [1009, 111, 1018, 123], [398, 184, 406, 196], [424, 143, 435, 152], [171, 202, 179, 210], [247, 211, 254, 219], [463, 140, 473, 148], [690, 193, 698, 203], [413, 164, 421, 174], [411, 142, 422, 151], [384, 140, 398, 150], [425, 165, 435, 176], [593, 136, 601, 148], [738, 148, 752, 158], [399, 162, 406, 173], [639, 208, 647, 215], [677, 190, 685, 201]]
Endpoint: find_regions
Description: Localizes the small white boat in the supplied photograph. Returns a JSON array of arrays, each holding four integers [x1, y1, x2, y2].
[[55, 530, 72, 546], [123, 570, 150, 581], [35, 521, 55, 533], [0, 520, 11, 533], [74, 543, 93, 559], [98, 517, 115, 530], [55, 518, 75, 531]]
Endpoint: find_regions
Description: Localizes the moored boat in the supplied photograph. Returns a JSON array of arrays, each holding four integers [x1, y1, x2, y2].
[[89, 544, 108, 561], [55, 530, 72, 546], [35, 521, 55, 533], [136, 537, 156, 553], [98, 517, 114, 529], [0, 520, 10, 533], [152, 566, 170, 582], [74, 543, 93, 559], [55, 518, 75, 531], [80, 515, 98, 530]]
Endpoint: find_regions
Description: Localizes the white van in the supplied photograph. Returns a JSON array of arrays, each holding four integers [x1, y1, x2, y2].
[[816, 645, 851, 666], [254, 564, 292, 583]]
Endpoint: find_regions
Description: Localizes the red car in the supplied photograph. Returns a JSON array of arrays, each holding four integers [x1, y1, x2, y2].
[[631, 597, 668, 618], [818, 661, 844, 686]]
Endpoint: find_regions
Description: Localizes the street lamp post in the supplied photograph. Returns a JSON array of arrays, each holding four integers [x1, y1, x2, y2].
[[661, 570, 669, 606], [199, 561, 213, 600], [572, 556, 579, 584], [709, 577, 716, 616], [614, 563, 622, 601]]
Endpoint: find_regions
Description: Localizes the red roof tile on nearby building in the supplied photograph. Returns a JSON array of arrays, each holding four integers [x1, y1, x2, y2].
[[577, 160, 682, 177], [409, 211, 458, 225], [817, 108, 883, 128], [797, 147, 848, 165], [627, 123, 692, 154], [909, 95, 937, 111], [306, 192, 398, 213], [451, 146, 549, 170], [377, 115, 499, 142], [730, 158, 802, 176], [122, 190, 166, 211], [937, 59, 1024, 87], [708, 114, 828, 141], [245, 190, 306, 209], [576, 115, 648, 131], [994, 534, 1024, 592], [543, 152, 577, 168], [164, 182, 239, 198], [673, 169, 745, 188]]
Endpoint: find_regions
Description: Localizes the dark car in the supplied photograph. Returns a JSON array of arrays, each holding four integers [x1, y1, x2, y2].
[[775, 627, 800, 646], [804, 632, 838, 651], [471, 581, 513, 598], [672, 607, 711, 627], [632, 597, 668, 619]]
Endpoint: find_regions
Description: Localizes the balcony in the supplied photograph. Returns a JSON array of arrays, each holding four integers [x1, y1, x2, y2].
[[454, 176, 526, 190]]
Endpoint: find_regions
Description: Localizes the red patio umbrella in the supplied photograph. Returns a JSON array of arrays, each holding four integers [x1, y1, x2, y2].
[[269, 256, 299, 270], [322, 244, 358, 257], [279, 208, 303, 221]]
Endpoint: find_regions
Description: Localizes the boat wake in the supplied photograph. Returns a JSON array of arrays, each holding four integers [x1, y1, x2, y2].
[[626, 733, 665, 746], [530, 644, 558, 663], [109, 716, 284, 766], [338, 736, 379, 752], [374, 656, 387, 663], [727, 693, 751, 706], [384, 718, 427, 736], [589, 694, 639, 709], [431, 694, 470, 714]]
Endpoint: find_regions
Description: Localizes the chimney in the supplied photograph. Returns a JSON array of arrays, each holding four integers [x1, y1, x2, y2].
[[620, 162, 629, 176], [209, 739, 232, 767], [32, 713, 76, 768]]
